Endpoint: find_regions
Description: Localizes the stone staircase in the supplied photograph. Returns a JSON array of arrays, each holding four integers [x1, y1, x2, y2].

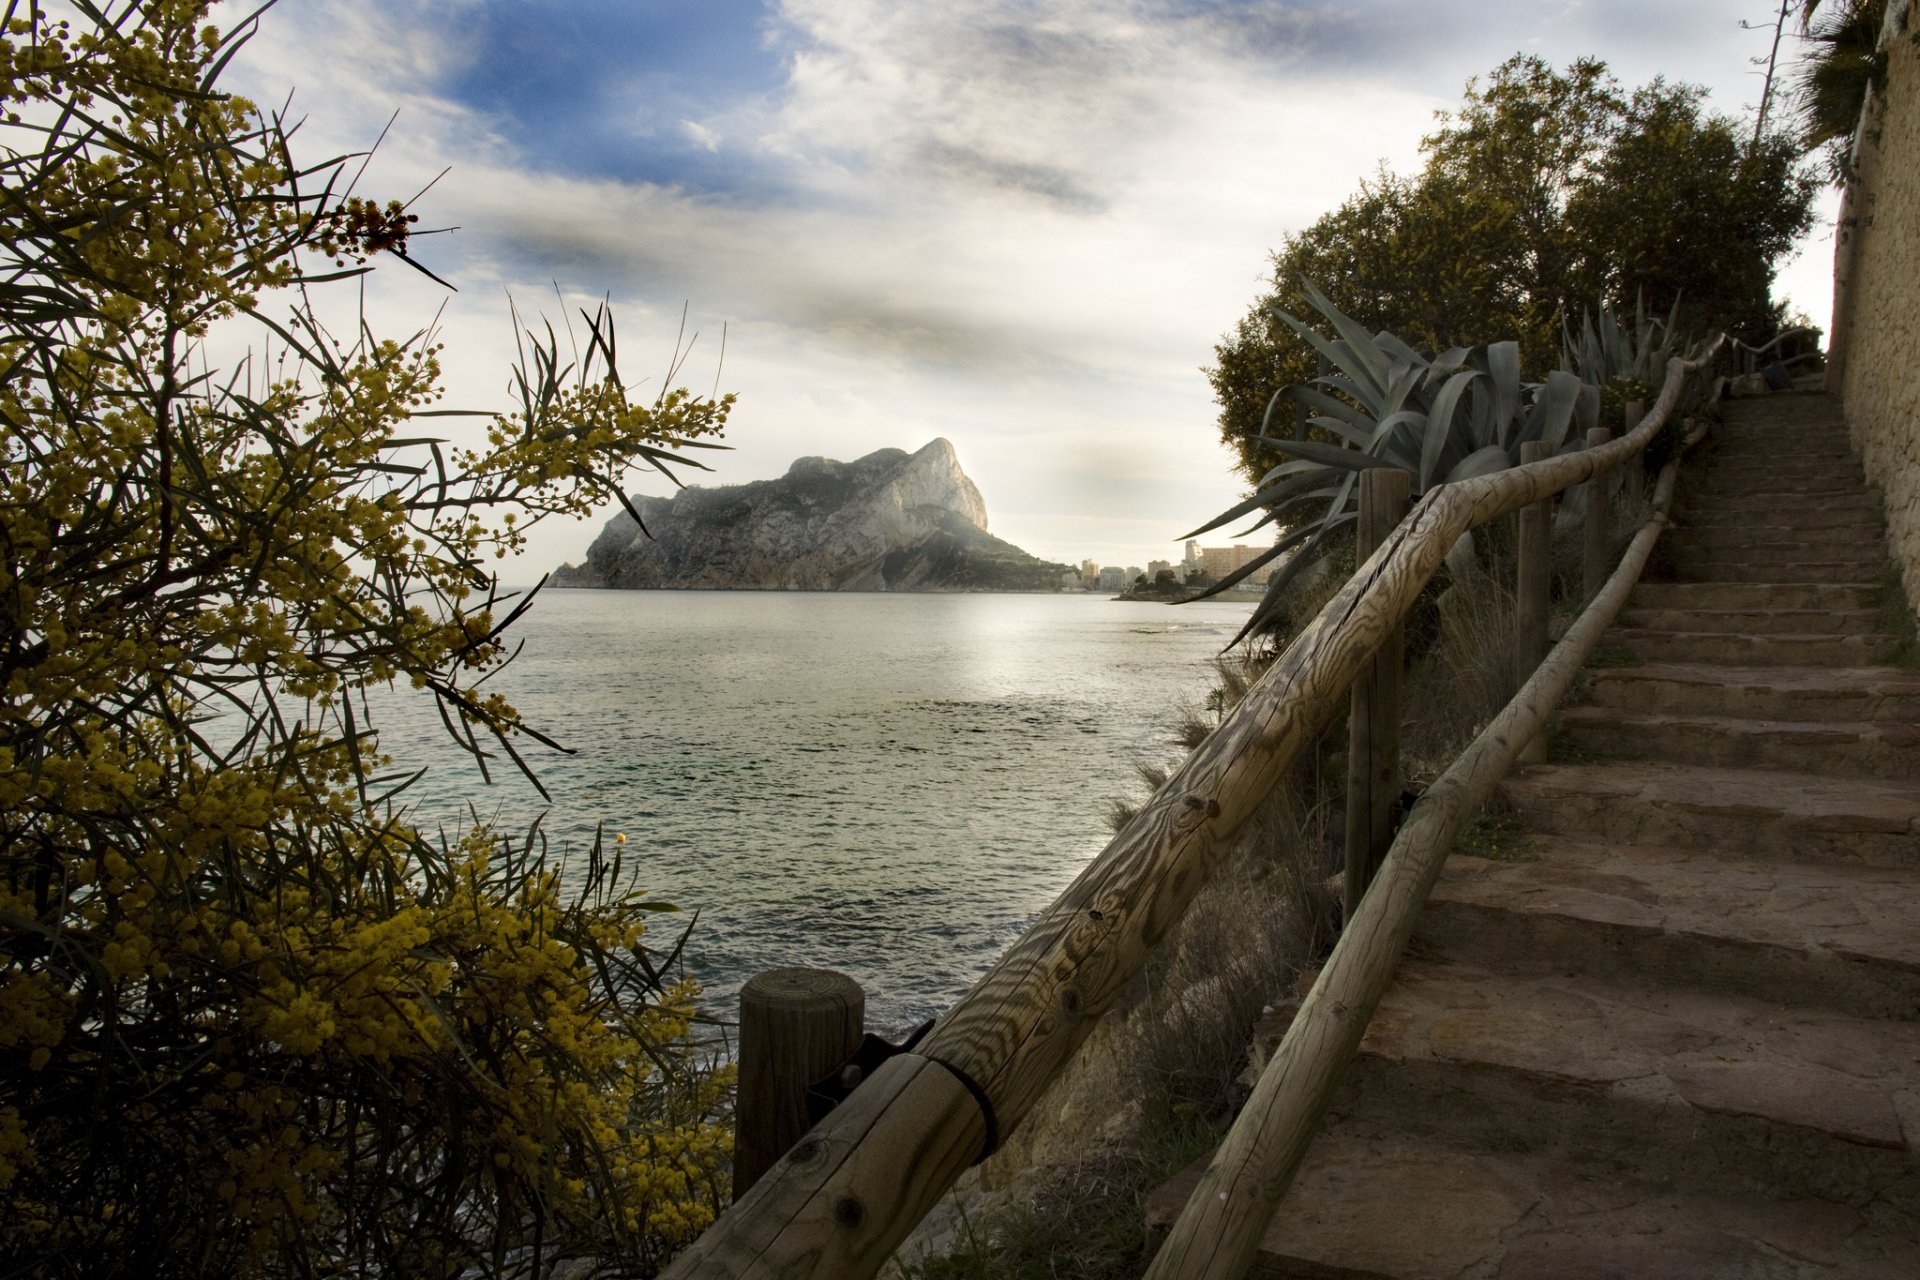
[[1148, 392, 1920, 1277]]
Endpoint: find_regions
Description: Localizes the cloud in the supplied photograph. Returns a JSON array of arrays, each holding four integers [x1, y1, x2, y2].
[[215, 0, 1841, 577]]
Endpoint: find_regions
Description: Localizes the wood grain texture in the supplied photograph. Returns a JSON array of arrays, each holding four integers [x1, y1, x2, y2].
[[1623, 399, 1647, 506], [661, 1054, 984, 1280], [1514, 441, 1554, 765], [1345, 468, 1409, 918], [665, 344, 1723, 1280], [1141, 422, 1702, 1280], [1582, 427, 1615, 602], [734, 969, 866, 1199]]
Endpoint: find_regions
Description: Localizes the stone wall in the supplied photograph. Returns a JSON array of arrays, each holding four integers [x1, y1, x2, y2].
[[1833, 4, 1920, 608]]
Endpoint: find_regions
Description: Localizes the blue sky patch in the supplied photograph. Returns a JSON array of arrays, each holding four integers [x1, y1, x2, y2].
[[440, 0, 790, 194]]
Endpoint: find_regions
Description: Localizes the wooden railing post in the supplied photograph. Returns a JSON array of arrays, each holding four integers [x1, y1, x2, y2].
[[1344, 467, 1410, 920], [1514, 441, 1553, 764], [1622, 398, 1647, 506], [1581, 427, 1613, 602], [733, 967, 865, 1200]]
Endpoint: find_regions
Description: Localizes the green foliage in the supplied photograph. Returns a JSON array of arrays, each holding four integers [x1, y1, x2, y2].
[[0, 3, 734, 1274], [1207, 54, 1817, 484], [1794, 0, 1890, 180], [1188, 281, 1629, 640]]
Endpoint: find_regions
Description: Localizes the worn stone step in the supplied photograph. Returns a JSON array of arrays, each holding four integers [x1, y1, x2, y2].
[[1421, 838, 1920, 1017], [1677, 506, 1885, 532], [1558, 704, 1920, 779], [1500, 762, 1920, 865], [1586, 662, 1920, 720], [1710, 426, 1854, 449], [1605, 626, 1898, 666], [1672, 533, 1886, 560], [1697, 479, 1873, 506], [1145, 1123, 1920, 1279], [1671, 524, 1884, 554], [1673, 556, 1887, 583], [1615, 605, 1887, 635], [1627, 582, 1882, 612], [1704, 462, 1866, 487], [1675, 501, 1887, 530], [1335, 961, 1920, 1212]]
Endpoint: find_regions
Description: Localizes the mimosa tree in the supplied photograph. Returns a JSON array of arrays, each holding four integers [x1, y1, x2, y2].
[[0, 2, 734, 1274]]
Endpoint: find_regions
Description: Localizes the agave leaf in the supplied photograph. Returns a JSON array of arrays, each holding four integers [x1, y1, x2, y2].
[[1427, 346, 1473, 381], [1313, 418, 1378, 450], [1227, 512, 1356, 646], [1269, 437, 1407, 472], [1375, 330, 1427, 366], [1419, 369, 1481, 489], [1250, 457, 1334, 486], [1289, 385, 1374, 429], [1275, 309, 1385, 410], [1209, 532, 1298, 593], [1178, 466, 1339, 539], [1377, 359, 1426, 424], [1298, 277, 1393, 395], [1370, 408, 1430, 468], [1487, 341, 1520, 438], [1574, 382, 1600, 435], [1524, 369, 1583, 452], [1443, 443, 1511, 483]]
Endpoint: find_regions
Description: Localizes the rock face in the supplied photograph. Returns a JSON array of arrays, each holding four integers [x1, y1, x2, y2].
[[551, 439, 1073, 592]]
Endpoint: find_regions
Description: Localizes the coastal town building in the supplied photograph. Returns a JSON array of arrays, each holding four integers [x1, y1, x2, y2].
[[1199, 543, 1274, 586]]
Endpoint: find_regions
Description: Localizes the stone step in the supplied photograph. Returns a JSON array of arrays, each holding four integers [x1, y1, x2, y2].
[[1615, 605, 1887, 635], [1673, 557, 1887, 583], [1675, 498, 1887, 526], [1558, 704, 1920, 779], [1145, 1124, 1920, 1280], [1500, 762, 1920, 866], [1697, 477, 1873, 502], [1335, 961, 1920, 1211], [1421, 838, 1920, 1017], [1627, 582, 1881, 611], [1676, 507, 1885, 532], [1604, 626, 1899, 666], [1699, 467, 1866, 491], [1672, 532, 1885, 558], [1670, 523, 1884, 552], [1585, 662, 1920, 720], [1628, 587, 1881, 614]]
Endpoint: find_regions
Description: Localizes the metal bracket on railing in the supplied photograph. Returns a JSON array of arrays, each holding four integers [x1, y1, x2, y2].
[[803, 1017, 937, 1126]]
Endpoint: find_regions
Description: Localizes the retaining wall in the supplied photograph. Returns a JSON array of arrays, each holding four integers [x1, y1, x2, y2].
[[1834, 7, 1920, 607]]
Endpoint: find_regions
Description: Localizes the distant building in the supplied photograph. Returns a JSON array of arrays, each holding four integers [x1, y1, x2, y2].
[[1061, 570, 1086, 590], [1125, 566, 1144, 584], [1080, 558, 1101, 589], [1147, 559, 1172, 578], [1183, 540, 1200, 573], [1200, 543, 1274, 586], [1097, 565, 1129, 592]]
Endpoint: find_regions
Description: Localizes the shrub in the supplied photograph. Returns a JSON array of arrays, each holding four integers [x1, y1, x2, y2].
[[0, 3, 732, 1274]]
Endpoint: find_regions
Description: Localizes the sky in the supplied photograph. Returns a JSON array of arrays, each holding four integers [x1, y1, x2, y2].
[[220, 0, 1844, 579]]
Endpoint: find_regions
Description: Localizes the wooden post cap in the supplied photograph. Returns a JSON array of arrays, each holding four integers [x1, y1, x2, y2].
[[734, 968, 866, 1201]]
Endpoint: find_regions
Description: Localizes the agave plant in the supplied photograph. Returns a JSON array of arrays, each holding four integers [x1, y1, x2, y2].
[[1559, 293, 1697, 388], [1187, 279, 1599, 639]]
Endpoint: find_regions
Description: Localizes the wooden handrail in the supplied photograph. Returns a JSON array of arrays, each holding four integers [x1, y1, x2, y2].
[[661, 340, 1724, 1280], [1144, 367, 1717, 1280]]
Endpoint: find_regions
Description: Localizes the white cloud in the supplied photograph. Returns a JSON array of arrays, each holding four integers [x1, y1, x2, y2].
[[216, 0, 1843, 578], [681, 119, 724, 151]]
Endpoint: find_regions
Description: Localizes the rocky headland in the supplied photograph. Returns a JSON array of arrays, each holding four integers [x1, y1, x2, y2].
[[550, 439, 1075, 592]]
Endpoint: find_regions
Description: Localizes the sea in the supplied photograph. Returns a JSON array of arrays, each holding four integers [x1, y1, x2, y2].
[[365, 589, 1256, 1035]]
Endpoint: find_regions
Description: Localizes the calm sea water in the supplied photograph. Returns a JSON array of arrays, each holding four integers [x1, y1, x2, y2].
[[366, 590, 1253, 1033]]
